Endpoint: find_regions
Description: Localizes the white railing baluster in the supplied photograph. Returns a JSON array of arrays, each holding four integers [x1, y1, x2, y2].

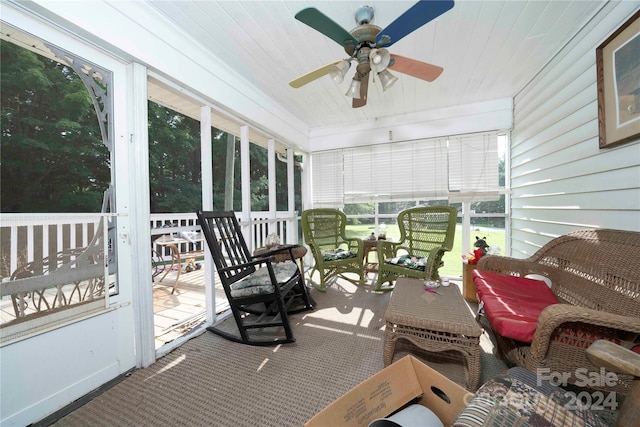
[[42, 226, 49, 269], [27, 224, 34, 268], [10, 225, 18, 277], [70, 223, 77, 251], [56, 223, 63, 256]]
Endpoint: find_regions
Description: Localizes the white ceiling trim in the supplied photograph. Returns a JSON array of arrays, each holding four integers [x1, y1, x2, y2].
[[309, 98, 513, 151]]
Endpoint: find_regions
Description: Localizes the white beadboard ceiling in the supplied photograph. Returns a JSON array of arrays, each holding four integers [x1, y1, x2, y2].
[[145, 0, 606, 132], [2, 0, 609, 148]]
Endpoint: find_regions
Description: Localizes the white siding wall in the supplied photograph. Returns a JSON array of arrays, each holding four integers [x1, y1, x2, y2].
[[510, 2, 640, 258]]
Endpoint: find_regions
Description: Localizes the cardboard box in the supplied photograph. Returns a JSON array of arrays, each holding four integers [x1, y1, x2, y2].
[[304, 355, 473, 427]]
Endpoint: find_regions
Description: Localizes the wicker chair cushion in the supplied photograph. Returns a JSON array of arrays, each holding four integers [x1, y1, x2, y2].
[[473, 270, 559, 343], [452, 367, 608, 427], [321, 248, 357, 261], [230, 262, 298, 297], [384, 254, 427, 271]]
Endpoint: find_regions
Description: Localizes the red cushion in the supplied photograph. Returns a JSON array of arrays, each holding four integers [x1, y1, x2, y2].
[[473, 270, 559, 343]]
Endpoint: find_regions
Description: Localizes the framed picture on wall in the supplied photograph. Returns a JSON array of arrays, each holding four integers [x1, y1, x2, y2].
[[596, 10, 640, 148]]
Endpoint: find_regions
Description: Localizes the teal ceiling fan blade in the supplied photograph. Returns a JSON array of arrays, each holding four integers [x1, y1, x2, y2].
[[295, 7, 358, 49], [376, 0, 454, 47]]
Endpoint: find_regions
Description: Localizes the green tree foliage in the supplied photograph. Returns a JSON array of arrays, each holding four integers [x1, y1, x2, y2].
[[148, 102, 301, 213], [1, 41, 300, 215], [246, 144, 295, 212], [148, 101, 202, 212], [1, 41, 109, 212]]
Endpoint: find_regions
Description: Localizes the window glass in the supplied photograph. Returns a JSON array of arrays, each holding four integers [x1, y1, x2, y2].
[[250, 143, 269, 211], [148, 101, 202, 213], [0, 38, 114, 341]]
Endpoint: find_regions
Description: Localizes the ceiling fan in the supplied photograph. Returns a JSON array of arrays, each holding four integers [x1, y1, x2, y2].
[[289, 0, 455, 108]]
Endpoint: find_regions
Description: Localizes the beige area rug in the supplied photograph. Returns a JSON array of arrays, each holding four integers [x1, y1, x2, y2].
[[52, 277, 507, 427]]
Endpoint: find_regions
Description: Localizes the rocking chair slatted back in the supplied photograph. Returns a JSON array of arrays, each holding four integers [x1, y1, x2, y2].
[[303, 210, 345, 250], [203, 212, 254, 283]]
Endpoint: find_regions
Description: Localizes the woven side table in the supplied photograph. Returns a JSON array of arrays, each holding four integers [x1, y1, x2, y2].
[[384, 277, 483, 391]]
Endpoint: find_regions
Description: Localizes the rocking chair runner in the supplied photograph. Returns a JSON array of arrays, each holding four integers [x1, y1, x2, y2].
[[196, 210, 314, 346]]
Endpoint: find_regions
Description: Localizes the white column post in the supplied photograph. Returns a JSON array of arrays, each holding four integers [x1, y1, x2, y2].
[[240, 126, 252, 249], [268, 139, 277, 237], [287, 148, 296, 244], [128, 62, 155, 368], [301, 152, 312, 211], [462, 201, 471, 261], [200, 105, 215, 324]]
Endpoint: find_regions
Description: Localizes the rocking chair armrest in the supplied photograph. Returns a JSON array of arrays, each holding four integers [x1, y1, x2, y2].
[[529, 304, 640, 360], [307, 242, 322, 259], [423, 246, 448, 271], [343, 237, 363, 254], [217, 257, 272, 275], [376, 240, 401, 258], [252, 244, 298, 260]]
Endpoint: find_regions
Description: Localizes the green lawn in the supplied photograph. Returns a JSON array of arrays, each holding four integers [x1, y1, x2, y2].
[[345, 224, 505, 278]]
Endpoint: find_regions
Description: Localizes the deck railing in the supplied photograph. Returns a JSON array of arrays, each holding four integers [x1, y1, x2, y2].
[[150, 211, 299, 259], [1, 211, 299, 279], [0, 214, 113, 344], [0, 214, 106, 281]]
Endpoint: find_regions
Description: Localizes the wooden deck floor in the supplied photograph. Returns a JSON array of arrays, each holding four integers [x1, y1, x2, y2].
[[152, 266, 225, 348]]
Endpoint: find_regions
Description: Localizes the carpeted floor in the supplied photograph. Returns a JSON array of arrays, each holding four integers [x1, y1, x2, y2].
[[50, 277, 507, 427]]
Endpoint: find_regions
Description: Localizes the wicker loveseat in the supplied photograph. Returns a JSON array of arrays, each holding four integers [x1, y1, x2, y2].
[[474, 229, 640, 394]]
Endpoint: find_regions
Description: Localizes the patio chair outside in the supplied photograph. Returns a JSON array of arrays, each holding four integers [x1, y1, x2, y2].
[[375, 206, 457, 291], [301, 208, 365, 291], [197, 210, 313, 346]]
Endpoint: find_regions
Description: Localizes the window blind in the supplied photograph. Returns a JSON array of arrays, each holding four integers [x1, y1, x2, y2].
[[311, 150, 344, 208], [310, 132, 500, 206], [343, 138, 448, 203], [448, 132, 500, 202]]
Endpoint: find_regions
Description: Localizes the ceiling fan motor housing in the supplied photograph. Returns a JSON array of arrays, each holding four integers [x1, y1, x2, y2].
[[346, 24, 381, 57], [354, 5, 375, 25]]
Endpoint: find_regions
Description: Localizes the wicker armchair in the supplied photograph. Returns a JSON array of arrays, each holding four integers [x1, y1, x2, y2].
[[375, 206, 457, 292], [301, 208, 364, 291], [476, 229, 640, 394]]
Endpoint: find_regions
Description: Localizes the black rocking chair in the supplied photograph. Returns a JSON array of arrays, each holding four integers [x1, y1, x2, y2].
[[196, 210, 314, 346]]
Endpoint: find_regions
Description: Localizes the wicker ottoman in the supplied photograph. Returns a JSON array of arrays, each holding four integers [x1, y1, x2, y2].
[[384, 277, 483, 391]]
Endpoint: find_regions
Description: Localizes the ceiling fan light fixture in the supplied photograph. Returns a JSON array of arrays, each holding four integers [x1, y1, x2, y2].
[[369, 48, 391, 72], [378, 69, 398, 91], [329, 60, 351, 84], [345, 77, 362, 99]]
